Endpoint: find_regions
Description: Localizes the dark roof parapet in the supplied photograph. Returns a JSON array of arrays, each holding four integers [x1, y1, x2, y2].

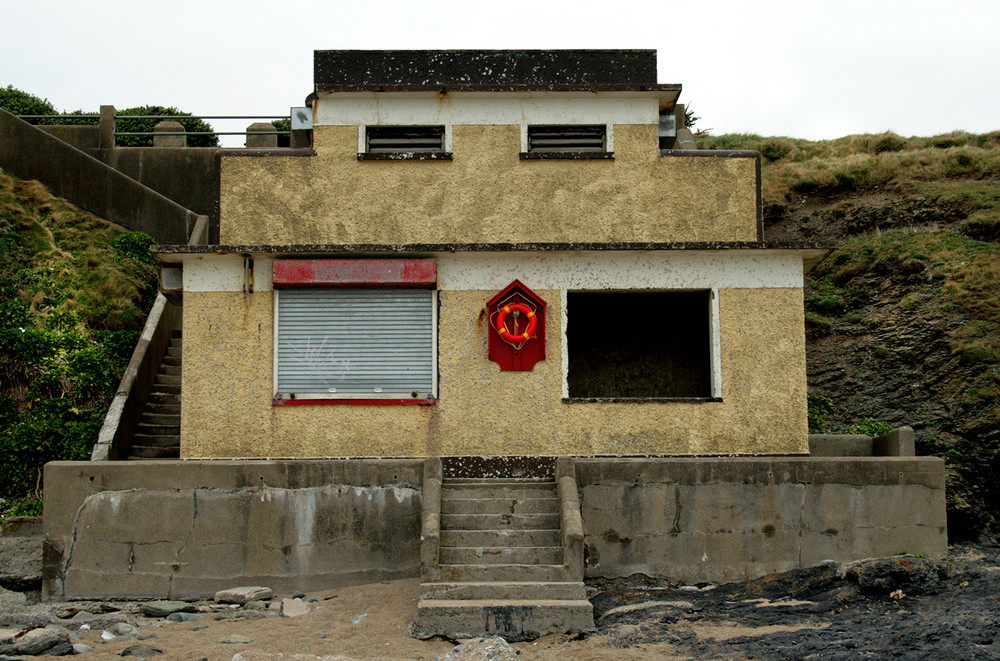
[[314, 49, 673, 92]]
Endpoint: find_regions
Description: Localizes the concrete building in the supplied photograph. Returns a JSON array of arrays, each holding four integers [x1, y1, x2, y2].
[[157, 49, 824, 460], [42, 50, 946, 642]]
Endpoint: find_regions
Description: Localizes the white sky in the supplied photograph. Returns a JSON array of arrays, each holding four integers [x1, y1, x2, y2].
[[2, 0, 997, 146]]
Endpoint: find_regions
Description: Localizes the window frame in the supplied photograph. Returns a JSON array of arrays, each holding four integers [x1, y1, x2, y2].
[[520, 123, 615, 160], [357, 124, 453, 161], [560, 288, 722, 403]]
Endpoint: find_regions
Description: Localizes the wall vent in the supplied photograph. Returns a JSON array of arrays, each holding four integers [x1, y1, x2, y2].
[[366, 125, 445, 153], [528, 125, 606, 153]]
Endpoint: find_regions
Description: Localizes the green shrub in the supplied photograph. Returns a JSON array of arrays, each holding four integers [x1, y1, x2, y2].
[[759, 138, 793, 162], [873, 132, 906, 154], [0, 85, 56, 119], [115, 105, 219, 147], [808, 394, 834, 433], [9, 497, 43, 517], [847, 418, 894, 437], [112, 231, 156, 266]]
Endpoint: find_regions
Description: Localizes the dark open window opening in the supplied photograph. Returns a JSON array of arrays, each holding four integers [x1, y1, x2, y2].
[[566, 291, 713, 399], [522, 125, 612, 159]]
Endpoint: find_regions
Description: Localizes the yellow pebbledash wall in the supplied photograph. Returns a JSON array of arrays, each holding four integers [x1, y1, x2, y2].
[[218, 125, 760, 246], [180, 288, 807, 458]]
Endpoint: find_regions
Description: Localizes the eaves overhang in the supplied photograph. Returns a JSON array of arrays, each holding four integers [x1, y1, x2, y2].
[[154, 242, 831, 273]]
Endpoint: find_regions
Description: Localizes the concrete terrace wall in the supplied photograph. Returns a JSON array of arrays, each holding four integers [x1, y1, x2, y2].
[[43, 460, 423, 600], [42, 456, 946, 599], [0, 109, 197, 244], [575, 457, 948, 584]]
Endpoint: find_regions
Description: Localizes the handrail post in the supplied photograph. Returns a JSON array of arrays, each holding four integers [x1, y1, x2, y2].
[[420, 457, 442, 582], [556, 457, 585, 582]]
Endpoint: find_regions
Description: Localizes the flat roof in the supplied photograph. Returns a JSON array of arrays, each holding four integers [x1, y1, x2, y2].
[[314, 49, 681, 93]]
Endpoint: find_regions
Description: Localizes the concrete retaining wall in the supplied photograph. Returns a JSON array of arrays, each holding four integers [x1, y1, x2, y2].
[[574, 457, 947, 584], [42, 456, 946, 599], [43, 460, 423, 600], [0, 109, 197, 244]]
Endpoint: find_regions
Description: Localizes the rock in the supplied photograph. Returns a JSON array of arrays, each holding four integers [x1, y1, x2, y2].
[[73, 643, 94, 654], [166, 613, 203, 623], [349, 613, 366, 624], [46, 640, 74, 656], [119, 643, 164, 656], [214, 587, 273, 605], [108, 622, 139, 639], [291, 591, 305, 599], [0, 587, 27, 610], [139, 601, 198, 618], [839, 556, 949, 595], [437, 636, 520, 661], [0, 536, 42, 589], [11, 628, 67, 655], [281, 599, 310, 618], [0, 628, 24, 644], [214, 634, 253, 644], [243, 601, 266, 611]]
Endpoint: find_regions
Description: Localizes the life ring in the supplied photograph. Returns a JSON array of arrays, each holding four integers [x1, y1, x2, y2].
[[496, 303, 537, 343]]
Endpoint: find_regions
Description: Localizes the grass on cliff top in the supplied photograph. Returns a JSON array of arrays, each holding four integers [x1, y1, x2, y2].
[[697, 131, 1000, 235], [0, 167, 158, 510]]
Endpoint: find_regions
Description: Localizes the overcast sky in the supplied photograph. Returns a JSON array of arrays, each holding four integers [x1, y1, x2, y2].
[[2, 0, 997, 146]]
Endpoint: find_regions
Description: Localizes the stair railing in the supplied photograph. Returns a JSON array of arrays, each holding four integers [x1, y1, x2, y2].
[[556, 458, 585, 582], [91, 294, 181, 461], [420, 457, 443, 582]]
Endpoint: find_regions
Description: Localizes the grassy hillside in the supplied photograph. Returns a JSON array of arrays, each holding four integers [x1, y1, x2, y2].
[[699, 131, 1000, 541], [0, 168, 157, 516]]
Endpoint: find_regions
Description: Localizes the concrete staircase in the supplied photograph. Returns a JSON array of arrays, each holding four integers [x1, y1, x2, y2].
[[410, 462, 594, 640], [129, 330, 181, 459]]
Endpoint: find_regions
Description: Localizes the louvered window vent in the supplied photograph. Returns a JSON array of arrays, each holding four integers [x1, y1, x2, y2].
[[523, 125, 612, 159], [361, 126, 450, 160]]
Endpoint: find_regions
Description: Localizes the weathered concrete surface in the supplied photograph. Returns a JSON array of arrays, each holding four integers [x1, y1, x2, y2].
[[43, 460, 422, 600], [575, 457, 947, 585], [219, 125, 759, 245], [0, 109, 196, 243], [182, 287, 808, 458], [0, 536, 42, 590]]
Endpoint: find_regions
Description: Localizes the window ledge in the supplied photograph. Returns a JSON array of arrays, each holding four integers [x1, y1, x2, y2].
[[274, 398, 436, 406], [520, 151, 614, 160], [357, 152, 452, 161], [563, 396, 722, 404]]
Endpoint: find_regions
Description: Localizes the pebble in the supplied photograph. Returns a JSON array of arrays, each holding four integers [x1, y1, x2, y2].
[[73, 643, 94, 654], [291, 591, 306, 599], [119, 643, 164, 656], [191, 626, 209, 632], [351, 614, 367, 624], [140, 600, 197, 618], [166, 613, 204, 623], [214, 634, 253, 644]]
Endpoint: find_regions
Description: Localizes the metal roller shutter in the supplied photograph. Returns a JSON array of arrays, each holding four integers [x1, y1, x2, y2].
[[276, 289, 435, 398]]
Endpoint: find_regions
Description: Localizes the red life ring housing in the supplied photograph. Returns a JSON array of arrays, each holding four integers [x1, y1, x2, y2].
[[496, 303, 537, 343]]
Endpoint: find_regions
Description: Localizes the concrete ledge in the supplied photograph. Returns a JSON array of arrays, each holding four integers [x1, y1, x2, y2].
[[574, 456, 947, 585], [43, 460, 423, 600]]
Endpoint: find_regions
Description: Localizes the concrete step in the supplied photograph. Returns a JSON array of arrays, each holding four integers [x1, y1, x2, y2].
[[161, 355, 182, 367], [165, 346, 182, 358], [152, 383, 181, 395], [160, 364, 182, 376], [136, 422, 180, 436], [441, 497, 558, 515], [419, 581, 586, 601], [440, 529, 561, 548], [441, 513, 559, 531], [129, 445, 180, 459], [141, 413, 180, 426], [156, 375, 182, 386], [443, 482, 558, 499], [131, 434, 180, 449], [143, 395, 181, 415], [410, 599, 594, 641], [440, 546, 562, 565], [437, 564, 567, 583]]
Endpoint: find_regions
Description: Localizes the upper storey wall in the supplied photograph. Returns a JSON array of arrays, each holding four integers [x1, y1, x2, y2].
[[218, 94, 760, 246]]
